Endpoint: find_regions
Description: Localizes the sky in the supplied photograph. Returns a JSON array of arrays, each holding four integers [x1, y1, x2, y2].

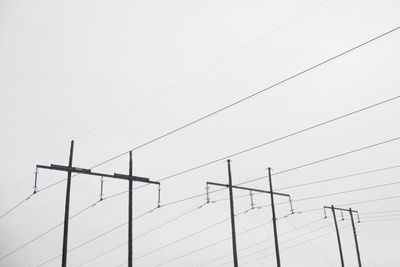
[[0, 0, 399, 266]]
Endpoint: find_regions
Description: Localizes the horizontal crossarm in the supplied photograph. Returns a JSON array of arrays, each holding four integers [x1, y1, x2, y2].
[[36, 164, 159, 184]]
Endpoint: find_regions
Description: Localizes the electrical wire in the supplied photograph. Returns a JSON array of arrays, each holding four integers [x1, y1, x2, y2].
[[170, 217, 321, 267], [0, 193, 34, 220], [17, 95, 399, 206], [36, 209, 153, 266], [238, 225, 352, 266], [72, 0, 330, 143], [89, 27, 400, 171], [0, 201, 99, 262], [237, 136, 400, 186], [291, 179, 400, 203], [73, 203, 208, 267], [277, 164, 400, 190], [154, 96, 400, 185], [134, 207, 262, 261]]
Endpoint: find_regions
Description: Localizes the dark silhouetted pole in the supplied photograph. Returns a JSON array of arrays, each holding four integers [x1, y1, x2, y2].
[[207, 164, 292, 267], [62, 140, 74, 267], [128, 151, 133, 267], [349, 208, 362, 267], [331, 205, 345, 267], [36, 142, 160, 267], [268, 167, 281, 267], [227, 160, 239, 267]]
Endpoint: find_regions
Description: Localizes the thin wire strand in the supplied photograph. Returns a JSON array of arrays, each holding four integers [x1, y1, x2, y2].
[[0, 193, 34, 220], [36, 209, 153, 266], [0, 201, 99, 262], [237, 136, 400, 186], [90, 27, 400, 170]]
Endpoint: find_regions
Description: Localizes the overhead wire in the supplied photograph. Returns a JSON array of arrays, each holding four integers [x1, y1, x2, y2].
[[0, 193, 34, 220], [6, 94, 396, 217], [0, 200, 99, 262], [238, 225, 352, 266], [2, 15, 398, 267], [36, 208, 154, 266], [237, 136, 400, 186], [89, 27, 400, 171], [72, 0, 330, 143], [150, 96, 400, 185], [73, 203, 208, 266], [188, 218, 323, 267]]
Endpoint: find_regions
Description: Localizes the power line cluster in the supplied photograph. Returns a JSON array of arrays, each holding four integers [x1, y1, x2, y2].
[[0, 25, 399, 267]]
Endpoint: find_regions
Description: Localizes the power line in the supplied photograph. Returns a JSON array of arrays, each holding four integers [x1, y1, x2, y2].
[[17, 95, 399, 202], [172, 218, 323, 267], [0, 201, 99, 262], [238, 136, 400, 185], [36, 209, 153, 266], [0, 193, 34, 220], [72, 0, 329, 143], [238, 225, 352, 266], [134, 207, 263, 261], [292, 179, 400, 203], [153, 96, 399, 185], [74, 204, 206, 267], [92, 161, 400, 221], [90, 27, 400, 170], [299, 194, 400, 214], [277, 164, 400, 190]]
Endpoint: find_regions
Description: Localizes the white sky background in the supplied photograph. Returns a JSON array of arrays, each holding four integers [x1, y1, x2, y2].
[[0, 0, 399, 266]]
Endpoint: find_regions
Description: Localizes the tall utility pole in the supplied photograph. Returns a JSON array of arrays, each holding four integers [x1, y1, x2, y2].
[[128, 151, 133, 267], [207, 160, 293, 267], [268, 167, 281, 267], [227, 160, 238, 267], [324, 206, 362, 267], [349, 208, 362, 267], [36, 141, 160, 267], [62, 140, 74, 267]]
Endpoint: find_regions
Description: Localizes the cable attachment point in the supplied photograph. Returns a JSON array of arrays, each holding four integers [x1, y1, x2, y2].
[[99, 176, 104, 201], [289, 196, 294, 214], [33, 167, 38, 194], [249, 190, 255, 209], [157, 184, 161, 208], [206, 185, 210, 204]]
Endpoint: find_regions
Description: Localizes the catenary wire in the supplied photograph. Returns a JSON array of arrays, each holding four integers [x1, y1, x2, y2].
[[162, 217, 322, 267], [236, 136, 400, 186], [13, 94, 398, 206], [72, 0, 329, 143], [36, 209, 153, 266], [156, 96, 399, 185], [0, 201, 99, 262], [10, 145, 399, 263], [89, 27, 400, 171]]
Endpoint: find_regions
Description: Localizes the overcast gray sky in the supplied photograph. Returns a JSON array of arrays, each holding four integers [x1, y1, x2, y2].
[[1, 0, 399, 266]]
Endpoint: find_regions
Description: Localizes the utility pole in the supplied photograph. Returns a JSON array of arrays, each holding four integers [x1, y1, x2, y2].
[[36, 141, 160, 267], [324, 206, 362, 267], [62, 140, 74, 267], [268, 167, 281, 267], [227, 159, 238, 267], [207, 160, 293, 267], [349, 208, 362, 267], [128, 151, 133, 267]]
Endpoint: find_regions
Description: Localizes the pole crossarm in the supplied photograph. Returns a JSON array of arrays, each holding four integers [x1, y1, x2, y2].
[[36, 164, 159, 184], [206, 181, 291, 198], [324, 206, 359, 214]]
